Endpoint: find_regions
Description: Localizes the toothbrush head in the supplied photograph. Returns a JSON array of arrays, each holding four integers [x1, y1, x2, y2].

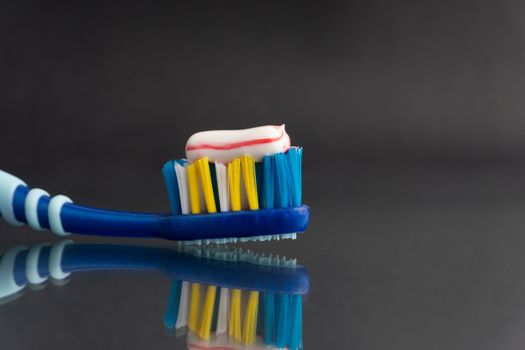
[[162, 125, 306, 244]]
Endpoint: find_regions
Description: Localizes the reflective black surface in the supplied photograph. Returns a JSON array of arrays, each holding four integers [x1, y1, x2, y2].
[[2, 164, 525, 349], [4, 0, 525, 348]]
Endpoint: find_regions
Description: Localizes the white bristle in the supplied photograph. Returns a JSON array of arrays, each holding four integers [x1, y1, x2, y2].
[[216, 287, 230, 334], [175, 281, 190, 329], [184, 232, 300, 246], [174, 162, 190, 215], [259, 256, 271, 265], [215, 162, 230, 212], [178, 245, 299, 268]]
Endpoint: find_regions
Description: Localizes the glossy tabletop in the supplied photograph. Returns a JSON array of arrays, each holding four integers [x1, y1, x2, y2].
[[1, 163, 525, 350]]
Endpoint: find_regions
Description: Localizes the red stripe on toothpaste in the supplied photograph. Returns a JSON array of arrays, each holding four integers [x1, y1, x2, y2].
[[185, 129, 285, 151], [185, 125, 291, 163]]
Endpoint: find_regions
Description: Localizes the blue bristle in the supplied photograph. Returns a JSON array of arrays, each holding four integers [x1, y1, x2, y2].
[[288, 295, 302, 350], [274, 154, 291, 208], [162, 161, 181, 215], [264, 293, 275, 345], [275, 294, 281, 345], [163, 279, 182, 329], [298, 332, 303, 349], [286, 296, 294, 348], [286, 147, 303, 207], [263, 156, 275, 209], [298, 296, 303, 350], [263, 150, 302, 210], [276, 294, 290, 348], [256, 162, 264, 209]]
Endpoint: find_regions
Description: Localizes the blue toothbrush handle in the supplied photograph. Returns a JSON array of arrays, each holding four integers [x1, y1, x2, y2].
[[0, 170, 310, 240], [0, 169, 163, 238]]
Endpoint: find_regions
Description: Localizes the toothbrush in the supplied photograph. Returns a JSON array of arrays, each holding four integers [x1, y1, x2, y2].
[[0, 241, 308, 350], [0, 125, 309, 243]]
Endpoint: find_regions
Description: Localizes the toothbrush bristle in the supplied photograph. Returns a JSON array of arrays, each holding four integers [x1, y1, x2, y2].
[[163, 279, 182, 329], [162, 147, 303, 243], [175, 245, 299, 267], [198, 285, 217, 339], [229, 288, 242, 342], [215, 162, 229, 212], [265, 293, 276, 345], [162, 161, 181, 215], [240, 155, 259, 210], [195, 158, 218, 214], [188, 283, 201, 332], [242, 290, 259, 344], [276, 294, 290, 348], [216, 287, 230, 334], [175, 281, 190, 329], [164, 247, 304, 350]]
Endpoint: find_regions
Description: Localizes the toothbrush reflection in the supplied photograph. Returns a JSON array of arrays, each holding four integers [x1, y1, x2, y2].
[[0, 241, 309, 350]]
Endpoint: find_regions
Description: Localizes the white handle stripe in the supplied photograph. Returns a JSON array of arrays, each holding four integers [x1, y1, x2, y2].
[[48, 195, 72, 236], [0, 246, 26, 299], [24, 188, 49, 231], [0, 170, 27, 226], [49, 240, 73, 280], [25, 243, 50, 284]]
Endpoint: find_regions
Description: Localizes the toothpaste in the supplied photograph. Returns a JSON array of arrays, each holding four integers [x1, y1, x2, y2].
[[185, 124, 291, 163]]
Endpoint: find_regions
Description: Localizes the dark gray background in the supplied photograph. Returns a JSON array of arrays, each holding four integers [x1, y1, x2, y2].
[[3, 0, 525, 167], [2, 1, 525, 349]]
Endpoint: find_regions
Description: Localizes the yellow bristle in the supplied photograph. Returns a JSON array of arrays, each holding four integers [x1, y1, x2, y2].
[[188, 283, 201, 332], [242, 291, 259, 344], [198, 285, 217, 339], [187, 163, 201, 215], [228, 159, 241, 211], [229, 288, 242, 342], [240, 155, 259, 210], [195, 158, 217, 213]]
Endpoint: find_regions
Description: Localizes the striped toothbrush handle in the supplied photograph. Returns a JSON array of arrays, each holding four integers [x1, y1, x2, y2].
[[0, 169, 163, 238]]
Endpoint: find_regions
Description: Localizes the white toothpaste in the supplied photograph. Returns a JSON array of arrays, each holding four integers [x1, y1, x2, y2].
[[185, 124, 291, 163]]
